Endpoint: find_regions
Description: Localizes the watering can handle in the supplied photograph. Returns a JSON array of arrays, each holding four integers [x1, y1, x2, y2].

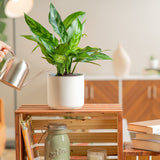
[[9, 50, 15, 57]]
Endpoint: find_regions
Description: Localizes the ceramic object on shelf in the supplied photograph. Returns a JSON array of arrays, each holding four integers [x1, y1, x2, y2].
[[47, 74, 84, 109], [45, 123, 70, 160], [150, 59, 159, 69], [112, 44, 131, 77]]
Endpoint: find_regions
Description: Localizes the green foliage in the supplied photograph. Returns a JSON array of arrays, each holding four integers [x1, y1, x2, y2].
[[0, 21, 7, 42], [23, 3, 111, 76], [0, 0, 7, 42], [0, 59, 6, 70], [0, 0, 7, 18]]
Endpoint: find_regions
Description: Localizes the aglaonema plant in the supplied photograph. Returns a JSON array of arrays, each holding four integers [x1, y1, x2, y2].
[[22, 3, 111, 76]]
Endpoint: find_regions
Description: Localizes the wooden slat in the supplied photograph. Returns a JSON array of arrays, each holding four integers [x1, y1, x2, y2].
[[31, 112, 118, 117], [71, 156, 117, 160], [125, 157, 136, 160], [16, 104, 122, 115], [125, 156, 160, 160], [15, 113, 24, 160], [35, 132, 117, 143], [139, 157, 149, 160], [152, 156, 160, 160], [32, 119, 117, 130], [38, 146, 117, 156], [70, 132, 117, 143], [72, 145, 117, 156], [71, 156, 87, 160], [117, 112, 123, 160]]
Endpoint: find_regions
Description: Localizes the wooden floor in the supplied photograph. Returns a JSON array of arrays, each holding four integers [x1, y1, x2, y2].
[[1, 149, 15, 160]]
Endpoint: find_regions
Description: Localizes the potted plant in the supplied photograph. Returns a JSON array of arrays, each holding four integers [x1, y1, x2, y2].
[[22, 3, 111, 109]]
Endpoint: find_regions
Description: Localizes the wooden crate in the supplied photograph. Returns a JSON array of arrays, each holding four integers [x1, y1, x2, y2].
[[15, 104, 123, 160], [124, 142, 160, 160]]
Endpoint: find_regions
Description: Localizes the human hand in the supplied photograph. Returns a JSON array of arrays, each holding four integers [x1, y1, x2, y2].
[[0, 41, 11, 62]]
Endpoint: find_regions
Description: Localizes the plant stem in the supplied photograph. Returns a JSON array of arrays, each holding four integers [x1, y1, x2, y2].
[[72, 62, 78, 74]]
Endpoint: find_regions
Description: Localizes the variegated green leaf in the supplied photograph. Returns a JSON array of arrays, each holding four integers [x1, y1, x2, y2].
[[52, 54, 66, 63], [24, 13, 59, 53], [49, 3, 68, 43], [54, 44, 70, 55], [63, 11, 85, 30], [68, 19, 82, 50], [32, 45, 39, 52], [0, 21, 6, 33], [21, 35, 39, 43]]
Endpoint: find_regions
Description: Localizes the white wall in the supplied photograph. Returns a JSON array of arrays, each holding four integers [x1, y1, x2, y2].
[[2, 0, 160, 130]]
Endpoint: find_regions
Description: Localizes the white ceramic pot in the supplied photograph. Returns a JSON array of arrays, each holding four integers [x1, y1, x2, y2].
[[47, 74, 84, 109]]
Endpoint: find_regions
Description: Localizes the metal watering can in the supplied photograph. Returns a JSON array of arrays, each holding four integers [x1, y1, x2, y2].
[[0, 50, 43, 90]]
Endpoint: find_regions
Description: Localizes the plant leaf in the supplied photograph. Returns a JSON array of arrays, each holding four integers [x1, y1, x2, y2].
[[42, 57, 55, 65], [24, 13, 59, 54], [49, 3, 68, 43], [63, 11, 85, 30], [0, 0, 7, 18], [21, 35, 39, 43], [76, 46, 101, 54], [73, 52, 91, 61], [80, 53, 112, 62], [86, 61, 101, 66], [39, 43, 51, 57], [74, 47, 112, 63], [52, 54, 66, 63], [0, 33, 7, 42], [54, 44, 70, 55], [32, 45, 39, 52], [68, 19, 82, 50], [0, 21, 6, 33]]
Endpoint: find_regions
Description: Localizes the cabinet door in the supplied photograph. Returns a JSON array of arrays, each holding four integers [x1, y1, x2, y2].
[[85, 80, 118, 104], [123, 80, 152, 123], [151, 80, 160, 120]]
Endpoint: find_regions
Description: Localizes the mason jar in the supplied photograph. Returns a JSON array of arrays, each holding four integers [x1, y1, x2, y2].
[[45, 123, 70, 160]]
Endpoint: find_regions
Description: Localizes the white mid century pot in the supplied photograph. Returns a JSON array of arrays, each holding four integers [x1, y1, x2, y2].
[[47, 74, 84, 109]]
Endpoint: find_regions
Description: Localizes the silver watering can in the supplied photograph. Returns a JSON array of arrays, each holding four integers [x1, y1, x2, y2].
[[0, 50, 44, 90]]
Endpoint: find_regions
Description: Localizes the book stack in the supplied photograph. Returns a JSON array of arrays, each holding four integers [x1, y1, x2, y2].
[[128, 119, 160, 152]]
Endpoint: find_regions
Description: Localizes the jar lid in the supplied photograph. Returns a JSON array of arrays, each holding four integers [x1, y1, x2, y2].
[[48, 123, 67, 131]]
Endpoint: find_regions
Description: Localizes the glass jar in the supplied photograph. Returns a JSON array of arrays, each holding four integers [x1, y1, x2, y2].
[[45, 123, 70, 160], [87, 148, 107, 160]]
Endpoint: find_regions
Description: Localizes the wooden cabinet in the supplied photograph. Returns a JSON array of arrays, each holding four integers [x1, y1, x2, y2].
[[85, 80, 119, 104], [123, 80, 160, 123]]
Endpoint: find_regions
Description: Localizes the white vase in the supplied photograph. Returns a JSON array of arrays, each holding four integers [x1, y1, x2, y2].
[[47, 74, 84, 109], [112, 44, 131, 77]]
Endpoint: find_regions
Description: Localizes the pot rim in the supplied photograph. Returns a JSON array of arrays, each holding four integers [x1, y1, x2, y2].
[[48, 73, 84, 77]]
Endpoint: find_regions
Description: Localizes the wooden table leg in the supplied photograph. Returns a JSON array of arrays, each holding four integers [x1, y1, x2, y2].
[[15, 113, 24, 160]]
